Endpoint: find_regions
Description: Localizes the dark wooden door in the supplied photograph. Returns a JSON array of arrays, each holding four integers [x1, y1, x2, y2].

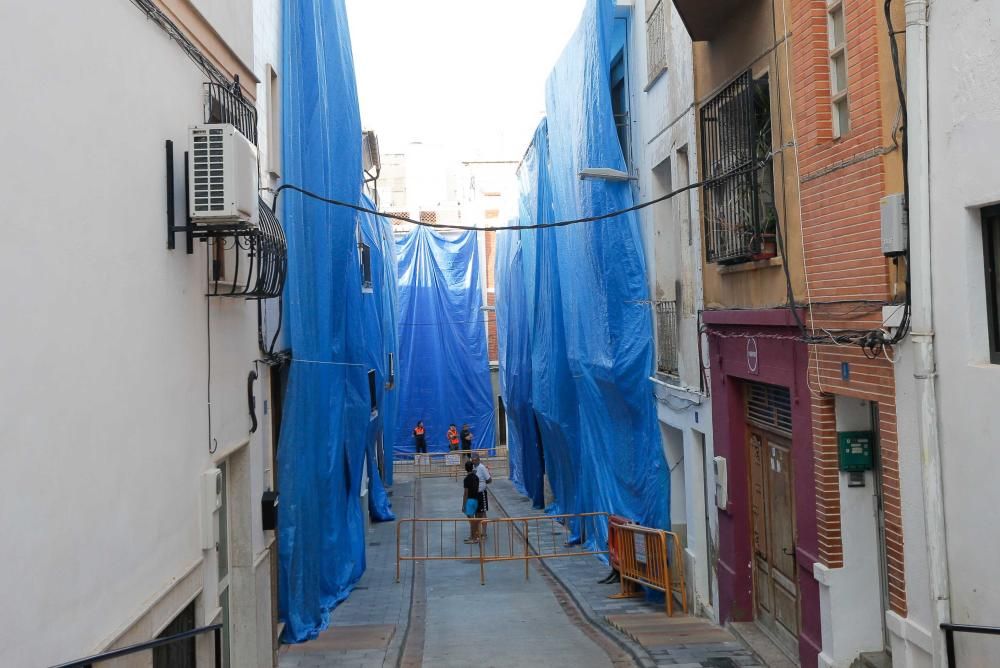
[[749, 427, 799, 654]]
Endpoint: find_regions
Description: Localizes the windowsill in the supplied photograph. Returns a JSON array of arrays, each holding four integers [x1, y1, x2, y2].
[[644, 66, 669, 92], [716, 256, 783, 275]]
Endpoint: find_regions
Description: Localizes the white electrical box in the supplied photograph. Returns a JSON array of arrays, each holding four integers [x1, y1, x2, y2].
[[713, 456, 728, 510], [189, 124, 258, 225], [881, 193, 908, 256], [200, 468, 223, 551]]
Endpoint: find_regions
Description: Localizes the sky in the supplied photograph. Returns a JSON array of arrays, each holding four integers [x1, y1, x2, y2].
[[346, 0, 587, 161]]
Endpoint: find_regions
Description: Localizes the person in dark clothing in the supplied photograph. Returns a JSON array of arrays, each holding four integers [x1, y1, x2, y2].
[[462, 460, 481, 543], [460, 423, 473, 451], [413, 421, 427, 454]]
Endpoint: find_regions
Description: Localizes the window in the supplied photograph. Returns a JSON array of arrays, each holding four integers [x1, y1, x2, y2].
[[358, 224, 373, 292], [610, 51, 632, 171], [828, 1, 849, 136], [700, 71, 775, 264], [266, 65, 281, 178], [153, 600, 197, 668], [982, 206, 1000, 363], [646, 0, 668, 84], [656, 300, 680, 377], [368, 369, 378, 417], [360, 243, 373, 291]]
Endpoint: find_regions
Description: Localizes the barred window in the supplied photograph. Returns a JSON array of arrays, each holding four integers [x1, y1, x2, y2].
[[646, 0, 668, 84], [700, 72, 776, 264]]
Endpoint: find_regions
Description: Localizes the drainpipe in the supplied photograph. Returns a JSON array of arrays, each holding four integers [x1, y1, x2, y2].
[[904, 0, 952, 664]]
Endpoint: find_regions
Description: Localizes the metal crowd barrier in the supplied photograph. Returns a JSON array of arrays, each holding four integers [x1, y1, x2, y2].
[[392, 447, 509, 479], [609, 515, 687, 615], [396, 510, 609, 585]]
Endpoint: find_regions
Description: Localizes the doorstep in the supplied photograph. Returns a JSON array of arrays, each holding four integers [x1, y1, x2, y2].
[[729, 622, 799, 668]]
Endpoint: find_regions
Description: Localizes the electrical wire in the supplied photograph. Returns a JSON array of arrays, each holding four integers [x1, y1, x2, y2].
[[270, 162, 760, 234]]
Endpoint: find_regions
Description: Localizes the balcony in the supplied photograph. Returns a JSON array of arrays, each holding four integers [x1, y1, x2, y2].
[[656, 300, 680, 378], [700, 71, 776, 265], [673, 0, 747, 42]]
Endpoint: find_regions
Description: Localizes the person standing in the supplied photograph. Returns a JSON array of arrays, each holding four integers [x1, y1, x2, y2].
[[471, 453, 492, 537], [460, 423, 473, 451], [412, 421, 427, 454], [447, 424, 460, 452], [462, 460, 480, 543]]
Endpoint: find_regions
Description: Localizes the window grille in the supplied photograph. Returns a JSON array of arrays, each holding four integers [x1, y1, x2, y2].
[[746, 382, 793, 435], [700, 72, 774, 264], [656, 300, 679, 377], [646, 0, 668, 83], [419, 211, 437, 224], [204, 81, 258, 145]]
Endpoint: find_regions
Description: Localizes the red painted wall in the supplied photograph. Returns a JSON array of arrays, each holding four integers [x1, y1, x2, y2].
[[705, 310, 820, 667]]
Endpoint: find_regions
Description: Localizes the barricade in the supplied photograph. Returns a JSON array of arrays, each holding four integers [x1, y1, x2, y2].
[[609, 519, 688, 616], [396, 509, 608, 585], [392, 447, 509, 479]]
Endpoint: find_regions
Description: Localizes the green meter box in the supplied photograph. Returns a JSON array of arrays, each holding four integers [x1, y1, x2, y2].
[[838, 431, 874, 472]]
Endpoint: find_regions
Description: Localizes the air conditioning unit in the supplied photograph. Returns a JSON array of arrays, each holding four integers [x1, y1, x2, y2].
[[189, 124, 258, 225]]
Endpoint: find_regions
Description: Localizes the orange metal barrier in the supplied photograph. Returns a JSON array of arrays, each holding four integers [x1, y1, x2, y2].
[[393, 447, 510, 479], [610, 520, 688, 615], [396, 510, 609, 584]]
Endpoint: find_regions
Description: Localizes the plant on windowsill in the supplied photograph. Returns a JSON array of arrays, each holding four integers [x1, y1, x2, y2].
[[751, 206, 779, 261]]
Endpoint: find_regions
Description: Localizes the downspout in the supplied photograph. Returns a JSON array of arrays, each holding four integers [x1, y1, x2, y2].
[[904, 0, 952, 663]]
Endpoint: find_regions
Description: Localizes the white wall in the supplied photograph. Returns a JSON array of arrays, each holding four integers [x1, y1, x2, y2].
[[814, 397, 885, 668], [910, 1, 1000, 665], [624, 0, 717, 621], [0, 0, 275, 664]]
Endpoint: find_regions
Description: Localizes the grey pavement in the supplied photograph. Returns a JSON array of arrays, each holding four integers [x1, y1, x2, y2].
[[417, 475, 613, 668], [278, 477, 416, 668], [487, 478, 767, 668]]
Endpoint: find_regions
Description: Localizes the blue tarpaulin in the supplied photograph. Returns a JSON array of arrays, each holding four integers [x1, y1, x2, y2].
[[277, 0, 395, 644], [495, 0, 669, 547], [394, 227, 496, 456]]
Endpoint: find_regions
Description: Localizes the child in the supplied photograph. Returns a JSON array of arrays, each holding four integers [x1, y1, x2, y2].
[[462, 460, 480, 543]]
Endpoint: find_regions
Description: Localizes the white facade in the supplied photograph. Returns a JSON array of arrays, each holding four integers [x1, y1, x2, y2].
[[621, 0, 718, 620], [892, 1, 1000, 666], [0, 0, 281, 665]]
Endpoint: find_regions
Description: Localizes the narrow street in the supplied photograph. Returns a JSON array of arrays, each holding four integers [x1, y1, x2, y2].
[[280, 474, 766, 668]]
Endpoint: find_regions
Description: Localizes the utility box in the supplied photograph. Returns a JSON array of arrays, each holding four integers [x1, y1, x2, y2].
[[881, 194, 908, 256], [838, 431, 874, 472]]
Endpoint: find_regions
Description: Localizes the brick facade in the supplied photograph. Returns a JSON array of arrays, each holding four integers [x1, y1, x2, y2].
[[484, 229, 498, 363], [791, 0, 906, 615]]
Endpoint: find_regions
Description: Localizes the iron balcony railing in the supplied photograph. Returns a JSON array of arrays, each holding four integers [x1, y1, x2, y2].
[[204, 80, 258, 145], [700, 71, 766, 264], [50, 623, 222, 668], [656, 300, 679, 377]]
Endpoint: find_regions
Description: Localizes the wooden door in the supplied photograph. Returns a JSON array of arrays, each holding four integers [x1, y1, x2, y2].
[[748, 427, 799, 654]]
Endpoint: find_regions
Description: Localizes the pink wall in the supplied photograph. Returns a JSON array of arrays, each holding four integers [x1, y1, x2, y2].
[[704, 309, 820, 668]]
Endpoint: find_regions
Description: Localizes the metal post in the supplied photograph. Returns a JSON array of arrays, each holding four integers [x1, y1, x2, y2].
[[396, 522, 401, 583], [479, 530, 486, 585], [524, 520, 530, 581], [166, 140, 175, 250], [213, 626, 221, 668], [943, 627, 955, 668]]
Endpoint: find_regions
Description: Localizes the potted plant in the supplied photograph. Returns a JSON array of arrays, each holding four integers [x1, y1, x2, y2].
[[752, 206, 778, 260]]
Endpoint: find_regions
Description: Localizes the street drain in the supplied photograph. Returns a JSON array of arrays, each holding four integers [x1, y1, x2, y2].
[[368, 542, 382, 546]]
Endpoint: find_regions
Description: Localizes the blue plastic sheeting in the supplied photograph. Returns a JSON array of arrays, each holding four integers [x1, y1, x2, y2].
[[277, 0, 395, 644], [394, 227, 496, 456], [495, 0, 668, 548]]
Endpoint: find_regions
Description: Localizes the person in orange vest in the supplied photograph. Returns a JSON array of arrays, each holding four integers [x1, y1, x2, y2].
[[412, 421, 427, 454], [447, 424, 460, 451]]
